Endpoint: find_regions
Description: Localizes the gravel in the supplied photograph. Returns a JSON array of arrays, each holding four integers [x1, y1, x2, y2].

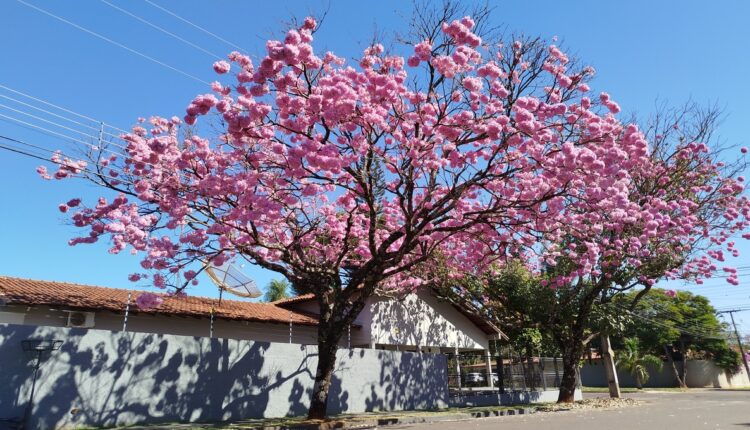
[[536, 397, 641, 412]]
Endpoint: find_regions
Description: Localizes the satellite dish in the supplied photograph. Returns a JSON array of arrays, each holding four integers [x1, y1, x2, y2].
[[205, 259, 262, 298]]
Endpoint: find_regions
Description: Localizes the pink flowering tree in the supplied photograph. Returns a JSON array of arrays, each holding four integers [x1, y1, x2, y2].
[[37, 6, 694, 415], [541, 102, 750, 400], [441, 103, 750, 401]]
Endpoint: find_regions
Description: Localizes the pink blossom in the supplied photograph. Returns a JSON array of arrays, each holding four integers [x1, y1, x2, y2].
[[414, 40, 432, 61], [35, 13, 750, 330], [36, 166, 51, 180], [213, 61, 231, 74], [135, 292, 163, 309]]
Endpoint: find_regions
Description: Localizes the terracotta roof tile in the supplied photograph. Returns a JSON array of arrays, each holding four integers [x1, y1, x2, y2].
[[272, 293, 316, 305], [0, 276, 319, 326]]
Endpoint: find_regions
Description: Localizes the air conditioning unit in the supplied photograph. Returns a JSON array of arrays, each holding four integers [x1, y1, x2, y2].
[[66, 311, 95, 328]]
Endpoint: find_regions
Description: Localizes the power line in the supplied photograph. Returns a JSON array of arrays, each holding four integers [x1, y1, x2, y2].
[[142, 0, 247, 54], [0, 112, 127, 157], [0, 102, 126, 145], [0, 140, 126, 185], [16, 0, 210, 85], [0, 93, 107, 135], [610, 302, 729, 340], [1, 134, 61, 156], [99, 0, 224, 60], [0, 137, 219, 213], [0, 133, 146, 187], [0, 84, 129, 134]]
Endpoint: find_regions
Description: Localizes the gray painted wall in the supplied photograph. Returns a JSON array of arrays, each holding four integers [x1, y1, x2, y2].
[[0, 323, 449, 429], [581, 359, 750, 388], [449, 388, 582, 407]]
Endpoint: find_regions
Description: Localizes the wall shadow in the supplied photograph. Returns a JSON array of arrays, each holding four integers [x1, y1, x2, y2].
[[0, 324, 315, 428], [0, 323, 450, 428]]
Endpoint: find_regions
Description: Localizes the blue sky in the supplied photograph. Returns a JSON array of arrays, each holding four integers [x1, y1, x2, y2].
[[1, 0, 749, 336]]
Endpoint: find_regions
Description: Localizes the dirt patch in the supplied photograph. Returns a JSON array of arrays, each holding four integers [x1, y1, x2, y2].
[[537, 397, 641, 412]]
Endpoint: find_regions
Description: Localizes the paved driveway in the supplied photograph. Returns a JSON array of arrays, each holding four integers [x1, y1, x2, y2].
[[390, 390, 750, 430]]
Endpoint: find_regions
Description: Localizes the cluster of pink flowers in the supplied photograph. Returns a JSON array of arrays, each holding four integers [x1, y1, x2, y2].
[[441, 17, 481, 47], [135, 292, 163, 309], [40, 15, 750, 308]]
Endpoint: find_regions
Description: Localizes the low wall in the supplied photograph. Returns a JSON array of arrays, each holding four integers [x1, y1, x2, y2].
[[0, 323, 449, 429], [581, 359, 750, 388], [449, 388, 582, 407]]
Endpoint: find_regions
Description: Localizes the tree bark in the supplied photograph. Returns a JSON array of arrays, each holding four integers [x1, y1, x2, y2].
[[635, 374, 642, 389], [308, 320, 343, 419], [557, 346, 580, 403], [600, 334, 621, 398]]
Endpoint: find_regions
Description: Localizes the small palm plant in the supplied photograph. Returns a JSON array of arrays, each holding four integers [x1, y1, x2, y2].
[[616, 337, 663, 389], [263, 279, 295, 302]]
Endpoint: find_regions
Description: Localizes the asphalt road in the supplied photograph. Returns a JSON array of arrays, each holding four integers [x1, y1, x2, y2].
[[390, 390, 750, 430]]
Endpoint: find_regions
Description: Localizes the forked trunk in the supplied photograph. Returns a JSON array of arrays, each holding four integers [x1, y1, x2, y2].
[[679, 339, 688, 387], [664, 344, 687, 388]]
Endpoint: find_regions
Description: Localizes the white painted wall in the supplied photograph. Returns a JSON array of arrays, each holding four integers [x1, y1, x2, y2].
[[582, 358, 750, 388], [685, 360, 750, 388], [366, 291, 489, 351]]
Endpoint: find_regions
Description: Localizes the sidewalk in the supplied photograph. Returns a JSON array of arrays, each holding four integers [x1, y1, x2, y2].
[[120, 406, 537, 430]]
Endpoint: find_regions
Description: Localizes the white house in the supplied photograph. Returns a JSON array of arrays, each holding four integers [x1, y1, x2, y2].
[[0, 275, 503, 354]]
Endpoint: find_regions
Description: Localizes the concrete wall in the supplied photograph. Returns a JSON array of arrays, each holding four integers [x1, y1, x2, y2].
[[581, 359, 750, 388], [0, 305, 320, 345], [368, 291, 489, 351], [684, 360, 750, 388], [0, 323, 449, 429]]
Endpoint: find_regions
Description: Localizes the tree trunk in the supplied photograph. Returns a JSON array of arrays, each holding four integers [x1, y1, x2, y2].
[[635, 373, 642, 389], [664, 344, 686, 388], [679, 339, 688, 387], [308, 322, 342, 419], [557, 347, 580, 403], [600, 334, 621, 398]]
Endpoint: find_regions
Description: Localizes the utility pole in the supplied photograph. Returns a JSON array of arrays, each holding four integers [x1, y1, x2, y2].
[[718, 309, 750, 378], [600, 333, 621, 398]]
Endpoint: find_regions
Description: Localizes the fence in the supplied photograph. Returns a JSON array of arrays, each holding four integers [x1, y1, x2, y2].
[[447, 347, 580, 395]]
